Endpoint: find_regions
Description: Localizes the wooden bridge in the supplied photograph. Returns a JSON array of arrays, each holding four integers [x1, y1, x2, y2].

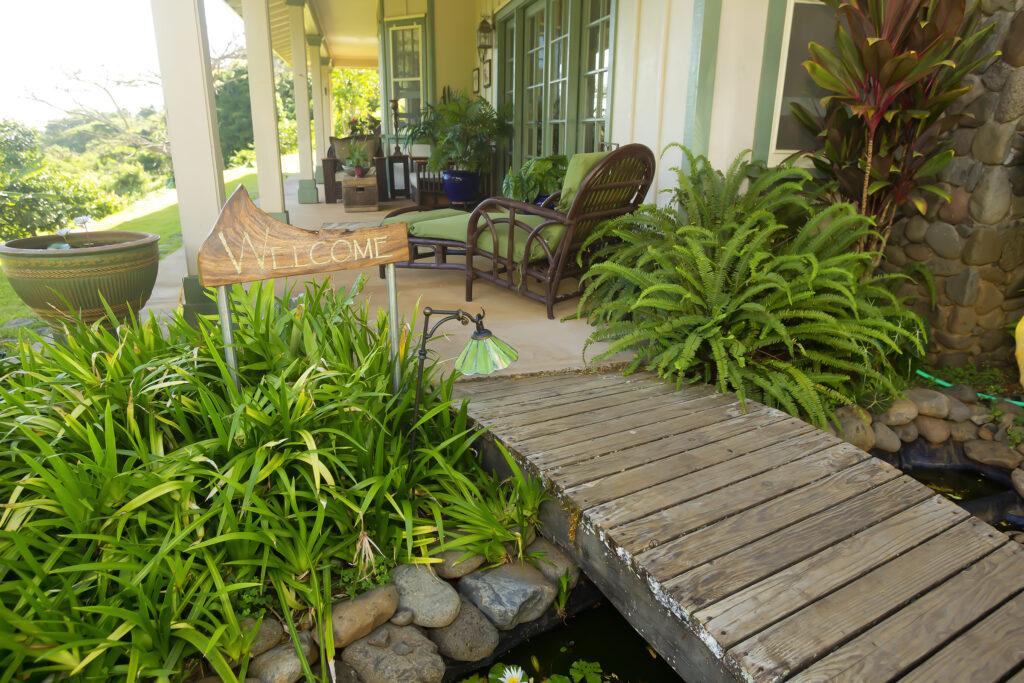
[[454, 370, 1024, 682]]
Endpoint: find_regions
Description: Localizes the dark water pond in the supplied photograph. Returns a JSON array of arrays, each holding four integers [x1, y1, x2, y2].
[[907, 467, 1008, 502], [480, 603, 679, 682]]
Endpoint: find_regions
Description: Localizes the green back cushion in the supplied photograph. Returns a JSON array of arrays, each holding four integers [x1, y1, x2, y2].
[[556, 151, 610, 212], [410, 213, 566, 263], [380, 208, 465, 227]]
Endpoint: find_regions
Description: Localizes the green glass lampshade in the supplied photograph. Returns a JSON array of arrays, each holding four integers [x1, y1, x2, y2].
[[454, 329, 518, 375]]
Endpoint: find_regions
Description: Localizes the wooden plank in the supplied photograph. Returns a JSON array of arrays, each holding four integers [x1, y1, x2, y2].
[[661, 474, 930, 609], [898, 588, 1024, 683], [550, 417, 829, 490], [527, 395, 745, 469], [474, 380, 681, 428], [600, 442, 869, 547], [478, 434, 739, 683], [729, 518, 1006, 681], [698, 496, 968, 648], [792, 542, 1024, 682], [497, 384, 720, 442], [637, 455, 902, 580], [464, 373, 648, 410], [565, 418, 817, 510], [453, 372, 611, 400]]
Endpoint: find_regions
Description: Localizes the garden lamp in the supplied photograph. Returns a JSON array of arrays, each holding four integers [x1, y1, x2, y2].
[[408, 307, 517, 457]]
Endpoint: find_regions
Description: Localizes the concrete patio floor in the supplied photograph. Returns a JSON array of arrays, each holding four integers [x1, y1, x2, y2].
[[145, 176, 614, 376]]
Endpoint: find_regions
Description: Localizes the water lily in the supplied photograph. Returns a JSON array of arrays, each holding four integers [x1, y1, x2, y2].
[[73, 215, 93, 228], [499, 666, 529, 683]]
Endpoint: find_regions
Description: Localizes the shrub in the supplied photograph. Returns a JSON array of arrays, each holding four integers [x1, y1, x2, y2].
[[0, 278, 542, 679], [577, 147, 926, 426]]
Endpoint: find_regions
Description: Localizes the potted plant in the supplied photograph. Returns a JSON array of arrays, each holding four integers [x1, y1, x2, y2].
[[406, 92, 512, 202], [0, 216, 159, 325], [501, 155, 569, 204], [346, 146, 371, 178]]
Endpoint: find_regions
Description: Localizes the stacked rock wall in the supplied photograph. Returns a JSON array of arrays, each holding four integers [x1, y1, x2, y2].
[[885, 2, 1024, 367]]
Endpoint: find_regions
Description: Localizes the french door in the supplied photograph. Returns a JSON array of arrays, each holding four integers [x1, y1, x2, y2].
[[498, 0, 614, 168]]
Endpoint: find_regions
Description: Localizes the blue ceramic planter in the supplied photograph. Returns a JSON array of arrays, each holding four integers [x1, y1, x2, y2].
[[441, 170, 480, 203]]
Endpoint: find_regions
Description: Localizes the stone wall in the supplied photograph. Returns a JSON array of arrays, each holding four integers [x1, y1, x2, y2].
[[885, 1, 1024, 367]]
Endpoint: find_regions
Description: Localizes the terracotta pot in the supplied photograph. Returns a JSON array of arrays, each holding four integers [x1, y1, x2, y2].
[[0, 231, 160, 324]]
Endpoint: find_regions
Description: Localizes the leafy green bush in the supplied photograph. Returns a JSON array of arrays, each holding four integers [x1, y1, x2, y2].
[[405, 92, 512, 173], [577, 147, 926, 426], [502, 155, 568, 203], [0, 278, 542, 679]]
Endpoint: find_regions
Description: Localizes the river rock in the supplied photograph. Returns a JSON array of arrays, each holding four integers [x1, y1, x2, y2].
[[946, 384, 979, 404], [459, 562, 558, 630], [434, 549, 485, 579], [249, 632, 317, 683], [872, 422, 902, 453], [876, 399, 919, 426], [1006, 11, 1024, 66], [892, 422, 919, 443], [964, 440, 1024, 469], [241, 617, 285, 658], [924, 221, 962, 259], [949, 421, 979, 442], [1012, 468, 1024, 498], [915, 415, 952, 444], [836, 411, 875, 451], [390, 608, 414, 626], [427, 596, 500, 662], [997, 66, 1024, 122], [331, 584, 399, 648], [946, 397, 972, 423], [391, 564, 461, 628], [342, 624, 444, 683], [970, 166, 1012, 224], [527, 537, 580, 588], [906, 388, 952, 419]]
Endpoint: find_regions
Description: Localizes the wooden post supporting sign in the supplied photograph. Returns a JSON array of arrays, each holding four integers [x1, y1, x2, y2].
[[198, 186, 410, 390]]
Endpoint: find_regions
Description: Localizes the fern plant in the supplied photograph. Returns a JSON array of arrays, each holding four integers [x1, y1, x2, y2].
[[577, 148, 926, 426]]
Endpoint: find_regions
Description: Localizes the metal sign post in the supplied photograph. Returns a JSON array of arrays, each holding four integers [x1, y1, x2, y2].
[[197, 186, 411, 395], [216, 285, 239, 389]]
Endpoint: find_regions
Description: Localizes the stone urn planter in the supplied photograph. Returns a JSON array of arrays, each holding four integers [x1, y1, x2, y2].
[[0, 231, 160, 324]]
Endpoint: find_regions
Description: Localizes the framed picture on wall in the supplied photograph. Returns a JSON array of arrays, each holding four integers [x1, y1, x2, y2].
[[482, 60, 492, 88], [472, 68, 480, 94]]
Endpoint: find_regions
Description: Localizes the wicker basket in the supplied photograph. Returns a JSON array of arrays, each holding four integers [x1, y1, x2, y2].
[[342, 177, 379, 212]]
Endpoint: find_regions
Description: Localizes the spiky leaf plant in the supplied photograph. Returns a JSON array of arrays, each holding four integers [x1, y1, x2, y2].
[[577, 148, 926, 426], [0, 278, 543, 680]]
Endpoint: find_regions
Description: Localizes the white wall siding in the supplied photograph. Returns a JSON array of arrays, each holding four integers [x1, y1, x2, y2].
[[706, 0, 769, 169], [610, 0, 696, 202]]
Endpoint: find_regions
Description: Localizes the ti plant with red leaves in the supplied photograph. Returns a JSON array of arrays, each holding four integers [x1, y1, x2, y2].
[[792, 0, 997, 261]]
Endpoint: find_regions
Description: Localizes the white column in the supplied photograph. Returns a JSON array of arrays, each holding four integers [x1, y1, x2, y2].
[[308, 38, 327, 183], [241, 0, 287, 221], [321, 60, 333, 142], [150, 0, 224, 278], [288, 0, 317, 203]]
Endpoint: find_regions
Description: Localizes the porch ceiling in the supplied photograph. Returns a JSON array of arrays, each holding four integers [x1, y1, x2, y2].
[[224, 0, 379, 69]]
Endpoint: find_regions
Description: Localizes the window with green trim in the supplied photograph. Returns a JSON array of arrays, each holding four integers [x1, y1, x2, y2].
[[384, 18, 428, 128], [497, 0, 615, 167]]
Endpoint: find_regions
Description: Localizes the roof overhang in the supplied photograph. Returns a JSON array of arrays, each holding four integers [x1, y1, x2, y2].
[[224, 0, 379, 70]]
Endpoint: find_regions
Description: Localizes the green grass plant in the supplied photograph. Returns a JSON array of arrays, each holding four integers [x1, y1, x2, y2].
[[0, 277, 542, 680]]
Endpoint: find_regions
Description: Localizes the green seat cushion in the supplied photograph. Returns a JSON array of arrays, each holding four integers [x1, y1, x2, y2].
[[411, 213, 566, 263], [380, 208, 466, 227], [556, 151, 610, 212]]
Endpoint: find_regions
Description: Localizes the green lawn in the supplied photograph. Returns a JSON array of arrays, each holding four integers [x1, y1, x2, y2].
[[1, 170, 259, 327]]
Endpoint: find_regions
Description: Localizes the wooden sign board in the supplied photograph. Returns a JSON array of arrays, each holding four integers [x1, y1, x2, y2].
[[198, 186, 409, 287]]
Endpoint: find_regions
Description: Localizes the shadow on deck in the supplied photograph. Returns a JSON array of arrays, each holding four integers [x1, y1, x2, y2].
[[453, 370, 1024, 683]]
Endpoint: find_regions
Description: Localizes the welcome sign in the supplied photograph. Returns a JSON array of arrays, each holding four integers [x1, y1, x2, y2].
[[198, 186, 409, 287]]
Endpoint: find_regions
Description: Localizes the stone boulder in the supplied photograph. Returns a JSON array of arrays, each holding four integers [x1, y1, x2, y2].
[[427, 596, 500, 662], [947, 397, 972, 423], [835, 411, 875, 451], [964, 440, 1024, 470], [342, 624, 444, 683], [872, 422, 902, 453], [249, 632, 317, 683], [459, 562, 558, 630], [892, 422, 919, 443], [915, 415, 951, 444], [527, 537, 580, 588], [875, 399, 919, 426], [949, 421, 979, 442], [241, 616, 284, 658], [1012, 468, 1024, 498], [905, 388, 952, 419], [434, 549, 485, 579], [391, 564, 461, 628], [331, 584, 399, 648]]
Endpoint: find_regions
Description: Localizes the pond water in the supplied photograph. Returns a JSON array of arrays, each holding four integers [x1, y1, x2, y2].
[[902, 466, 1023, 531], [475, 602, 679, 682]]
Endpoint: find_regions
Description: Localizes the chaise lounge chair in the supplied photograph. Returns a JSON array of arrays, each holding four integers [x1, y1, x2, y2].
[[379, 143, 655, 318]]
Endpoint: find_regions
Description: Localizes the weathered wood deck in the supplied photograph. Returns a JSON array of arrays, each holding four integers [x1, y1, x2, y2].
[[454, 370, 1024, 682]]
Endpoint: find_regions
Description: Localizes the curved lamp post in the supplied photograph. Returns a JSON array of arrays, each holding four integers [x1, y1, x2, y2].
[[409, 307, 518, 456]]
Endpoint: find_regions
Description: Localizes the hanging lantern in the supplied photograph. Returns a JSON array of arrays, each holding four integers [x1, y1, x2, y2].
[[476, 17, 494, 63]]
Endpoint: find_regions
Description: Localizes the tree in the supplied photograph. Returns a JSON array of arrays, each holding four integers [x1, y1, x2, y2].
[[0, 120, 115, 241], [331, 68, 380, 136]]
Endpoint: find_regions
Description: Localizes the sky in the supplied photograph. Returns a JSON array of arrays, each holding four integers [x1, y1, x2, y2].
[[0, 0, 244, 128]]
